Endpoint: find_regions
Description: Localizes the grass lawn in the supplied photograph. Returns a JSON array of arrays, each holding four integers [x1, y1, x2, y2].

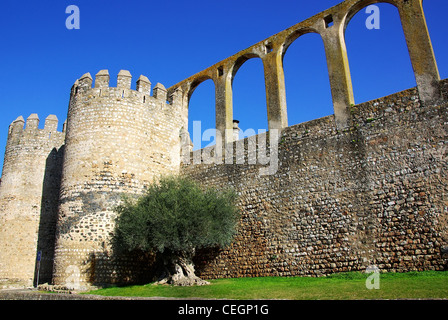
[[84, 271, 448, 300]]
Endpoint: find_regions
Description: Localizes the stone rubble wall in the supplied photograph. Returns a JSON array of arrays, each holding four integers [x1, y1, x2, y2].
[[0, 115, 65, 287], [0, 75, 446, 288], [184, 80, 448, 279], [51, 70, 186, 289]]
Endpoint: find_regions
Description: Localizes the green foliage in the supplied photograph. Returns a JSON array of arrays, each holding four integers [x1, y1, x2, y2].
[[112, 175, 239, 255]]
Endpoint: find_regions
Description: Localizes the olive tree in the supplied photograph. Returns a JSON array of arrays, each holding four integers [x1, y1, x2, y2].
[[112, 175, 239, 286]]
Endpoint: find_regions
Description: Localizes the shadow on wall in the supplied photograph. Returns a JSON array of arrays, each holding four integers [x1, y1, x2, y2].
[[81, 235, 223, 286], [34, 146, 64, 286], [82, 247, 220, 286], [84, 250, 156, 287]]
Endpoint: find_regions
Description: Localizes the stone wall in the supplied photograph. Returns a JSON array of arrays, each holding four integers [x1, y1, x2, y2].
[[0, 115, 65, 287], [51, 70, 186, 289], [184, 80, 448, 279]]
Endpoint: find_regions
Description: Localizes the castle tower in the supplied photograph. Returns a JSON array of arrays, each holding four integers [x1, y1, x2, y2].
[[52, 70, 186, 289], [0, 115, 65, 288]]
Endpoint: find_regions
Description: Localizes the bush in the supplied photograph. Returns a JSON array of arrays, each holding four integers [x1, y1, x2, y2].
[[112, 175, 239, 286]]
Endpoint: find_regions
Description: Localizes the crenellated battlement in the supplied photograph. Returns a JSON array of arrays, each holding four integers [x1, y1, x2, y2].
[[72, 69, 181, 106], [5, 113, 66, 155], [8, 114, 66, 137], [9, 113, 64, 134]]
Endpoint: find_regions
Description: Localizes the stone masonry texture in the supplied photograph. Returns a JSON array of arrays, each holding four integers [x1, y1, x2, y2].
[[0, 115, 65, 287], [186, 82, 448, 279], [0, 0, 447, 289], [51, 70, 185, 289]]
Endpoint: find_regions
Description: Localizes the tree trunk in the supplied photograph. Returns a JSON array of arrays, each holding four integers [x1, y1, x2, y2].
[[152, 250, 210, 286]]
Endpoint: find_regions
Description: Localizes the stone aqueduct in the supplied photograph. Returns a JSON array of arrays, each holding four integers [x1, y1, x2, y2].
[[1, 0, 446, 289], [167, 0, 440, 138]]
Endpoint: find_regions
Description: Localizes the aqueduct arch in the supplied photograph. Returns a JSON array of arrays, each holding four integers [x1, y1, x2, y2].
[[169, 0, 440, 144]]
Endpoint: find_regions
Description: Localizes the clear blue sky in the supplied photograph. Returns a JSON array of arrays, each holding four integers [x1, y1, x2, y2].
[[0, 0, 447, 174]]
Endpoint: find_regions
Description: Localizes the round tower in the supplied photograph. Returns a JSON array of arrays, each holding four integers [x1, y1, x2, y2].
[[0, 114, 65, 288], [52, 70, 186, 289]]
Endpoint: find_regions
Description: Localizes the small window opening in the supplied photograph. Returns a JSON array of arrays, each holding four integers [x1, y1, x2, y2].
[[143, 95, 146, 103], [217, 66, 224, 77], [324, 15, 334, 28]]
